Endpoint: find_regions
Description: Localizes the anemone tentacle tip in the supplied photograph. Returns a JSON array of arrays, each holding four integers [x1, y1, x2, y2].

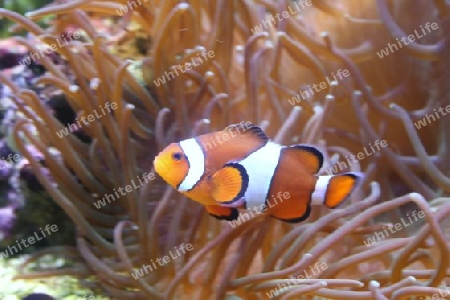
[[409, 192, 425, 201], [178, 3, 190, 10], [264, 41, 274, 48], [69, 85, 80, 93], [314, 105, 324, 114], [90, 78, 100, 90], [205, 71, 215, 78]]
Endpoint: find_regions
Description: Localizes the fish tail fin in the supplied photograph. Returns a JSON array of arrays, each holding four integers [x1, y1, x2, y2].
[[312, 172, 364, 208]]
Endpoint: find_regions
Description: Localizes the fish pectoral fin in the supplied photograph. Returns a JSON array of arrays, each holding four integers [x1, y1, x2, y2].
[[324, 172, 363, 209], [210, 163, 248, 205], [205, 205, 239, 221], [270, 203, 311, 223], [283, 144, 324, 174]]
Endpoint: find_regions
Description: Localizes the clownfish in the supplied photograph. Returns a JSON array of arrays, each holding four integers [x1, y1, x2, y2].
[[153, 122, 363, 223]]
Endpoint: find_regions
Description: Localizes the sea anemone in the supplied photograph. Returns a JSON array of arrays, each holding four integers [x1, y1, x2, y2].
[[0, 0, 449, 299]]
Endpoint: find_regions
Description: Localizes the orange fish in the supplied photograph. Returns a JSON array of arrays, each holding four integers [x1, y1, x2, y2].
[[153, 123, 363, 223]]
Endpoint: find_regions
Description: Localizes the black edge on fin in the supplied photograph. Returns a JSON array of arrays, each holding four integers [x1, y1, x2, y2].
[[286, 144, 324, 173], [270, 205, 311, 224], [208, 208, 239, 221], [218, 162, 249, 205]]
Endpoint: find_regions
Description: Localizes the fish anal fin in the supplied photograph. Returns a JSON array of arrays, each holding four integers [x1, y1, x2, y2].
[[283, 144, 324, 174], [324, 172, 361, 209], [211, 163, 248, 205], [205, 205, 239, 221], [270, 203, 311, 223]]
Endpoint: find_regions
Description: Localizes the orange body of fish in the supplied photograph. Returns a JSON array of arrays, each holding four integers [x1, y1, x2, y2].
[[153, 122, 363, 223]]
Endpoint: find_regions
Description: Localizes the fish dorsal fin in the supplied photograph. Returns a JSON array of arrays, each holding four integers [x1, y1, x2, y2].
[[210, 162, 248, 205], [223, 123, 269, 143], [283, 144, 324, 174], [324, 172, 361, 208]]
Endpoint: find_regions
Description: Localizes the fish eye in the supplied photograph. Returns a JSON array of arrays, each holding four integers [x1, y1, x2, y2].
[[172, 152, 183, 161]]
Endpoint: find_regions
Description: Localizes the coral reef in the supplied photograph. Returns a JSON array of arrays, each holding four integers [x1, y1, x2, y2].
[[0, 0, 449, 299], [0, 253, 107, 298], [0, 41, 76, 252]]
